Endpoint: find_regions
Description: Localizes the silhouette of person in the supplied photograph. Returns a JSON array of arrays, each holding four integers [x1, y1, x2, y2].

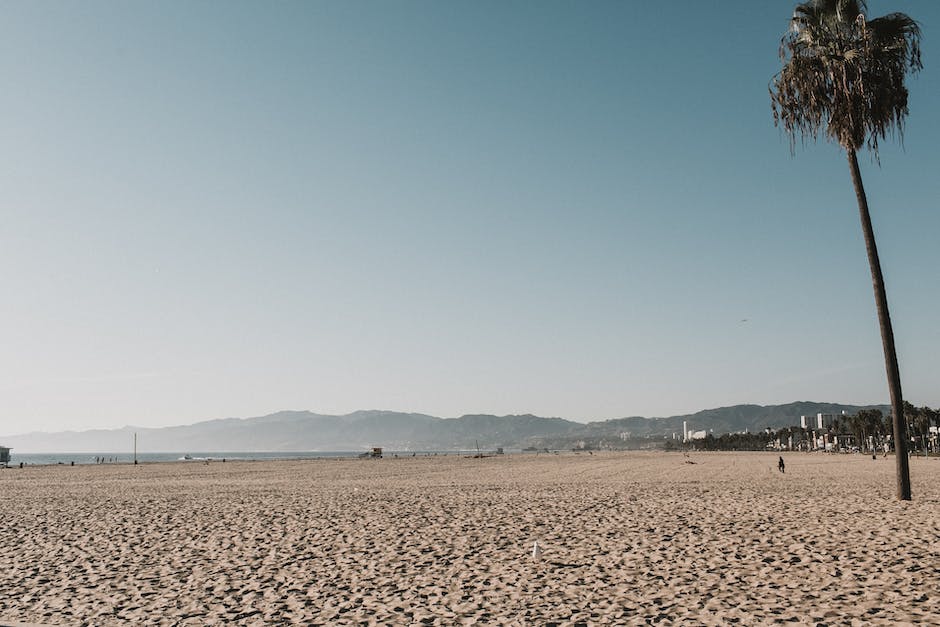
[[778, 456, 785, 473]]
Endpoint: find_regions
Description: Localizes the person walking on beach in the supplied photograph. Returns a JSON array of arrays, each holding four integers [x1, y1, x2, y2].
[[778, 456, 785, 473]]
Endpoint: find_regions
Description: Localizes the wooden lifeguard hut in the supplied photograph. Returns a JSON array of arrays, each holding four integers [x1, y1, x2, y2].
[[0, 446, 10, 465]]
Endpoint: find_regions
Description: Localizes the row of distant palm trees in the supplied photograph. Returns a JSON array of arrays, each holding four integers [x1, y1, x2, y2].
[[770, 0, 922, 498], [904, 403, 940, 444], [823, 404, 939, 453], [681, 405, 938, 454]]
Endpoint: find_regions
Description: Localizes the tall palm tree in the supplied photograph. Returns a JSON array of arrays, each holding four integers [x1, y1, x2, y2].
[[770, 0, 922, 500]]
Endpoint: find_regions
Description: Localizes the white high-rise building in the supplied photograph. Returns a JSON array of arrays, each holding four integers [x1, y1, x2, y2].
[[817, 413, 835, 429]]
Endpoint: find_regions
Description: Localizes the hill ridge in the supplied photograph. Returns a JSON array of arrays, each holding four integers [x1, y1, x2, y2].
[[1, 402, 889, 453]]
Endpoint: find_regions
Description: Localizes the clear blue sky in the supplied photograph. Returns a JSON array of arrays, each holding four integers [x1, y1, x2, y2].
[[1, 1, 937, 433]]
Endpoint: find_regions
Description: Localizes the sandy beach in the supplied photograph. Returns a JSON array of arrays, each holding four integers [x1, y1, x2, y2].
[[1, 451, 938, 625]]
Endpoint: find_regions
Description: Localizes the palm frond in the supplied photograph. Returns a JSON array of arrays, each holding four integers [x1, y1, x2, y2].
[[867, 13, 922, 67], [770, 0, 921, 157]]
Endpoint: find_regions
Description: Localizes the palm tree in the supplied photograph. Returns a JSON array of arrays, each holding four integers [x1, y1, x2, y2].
[[770, 0, 922, 500]]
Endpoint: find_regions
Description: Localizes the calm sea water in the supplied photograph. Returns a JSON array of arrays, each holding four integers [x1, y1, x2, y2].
[[5, 450, 501, 466]]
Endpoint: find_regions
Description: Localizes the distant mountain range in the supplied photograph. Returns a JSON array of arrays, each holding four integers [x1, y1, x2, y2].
[[1, 402, 890, 453]]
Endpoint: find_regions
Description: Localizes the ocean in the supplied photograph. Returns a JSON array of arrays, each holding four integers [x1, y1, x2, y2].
[[4, 450, 504, 466]]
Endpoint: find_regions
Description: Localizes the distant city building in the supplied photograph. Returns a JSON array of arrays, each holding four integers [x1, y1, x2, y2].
[[799, 412, 848, 431], [681, 420, 707, 442]]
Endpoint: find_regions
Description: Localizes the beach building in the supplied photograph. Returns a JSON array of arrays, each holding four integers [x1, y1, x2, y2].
[[0, 446, 10, 464]]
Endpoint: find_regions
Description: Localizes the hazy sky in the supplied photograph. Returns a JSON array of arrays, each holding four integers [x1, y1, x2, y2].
[[2, 1, 938, 434]]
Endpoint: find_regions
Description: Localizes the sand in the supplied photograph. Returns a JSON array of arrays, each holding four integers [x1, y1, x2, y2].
[[0, 451, 938, 625]]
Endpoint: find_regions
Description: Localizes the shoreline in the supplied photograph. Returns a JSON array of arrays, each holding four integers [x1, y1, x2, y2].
[[1, 449, 527, 468]]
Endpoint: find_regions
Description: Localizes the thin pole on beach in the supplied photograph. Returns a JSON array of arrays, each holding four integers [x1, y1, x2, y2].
[[134, 432, 138, 465]]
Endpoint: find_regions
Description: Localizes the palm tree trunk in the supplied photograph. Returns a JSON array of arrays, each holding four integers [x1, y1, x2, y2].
[[847, 149, 911, 500]]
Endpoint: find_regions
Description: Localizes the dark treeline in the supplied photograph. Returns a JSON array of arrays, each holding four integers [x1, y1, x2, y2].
[[665, 403, 939, 454]]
